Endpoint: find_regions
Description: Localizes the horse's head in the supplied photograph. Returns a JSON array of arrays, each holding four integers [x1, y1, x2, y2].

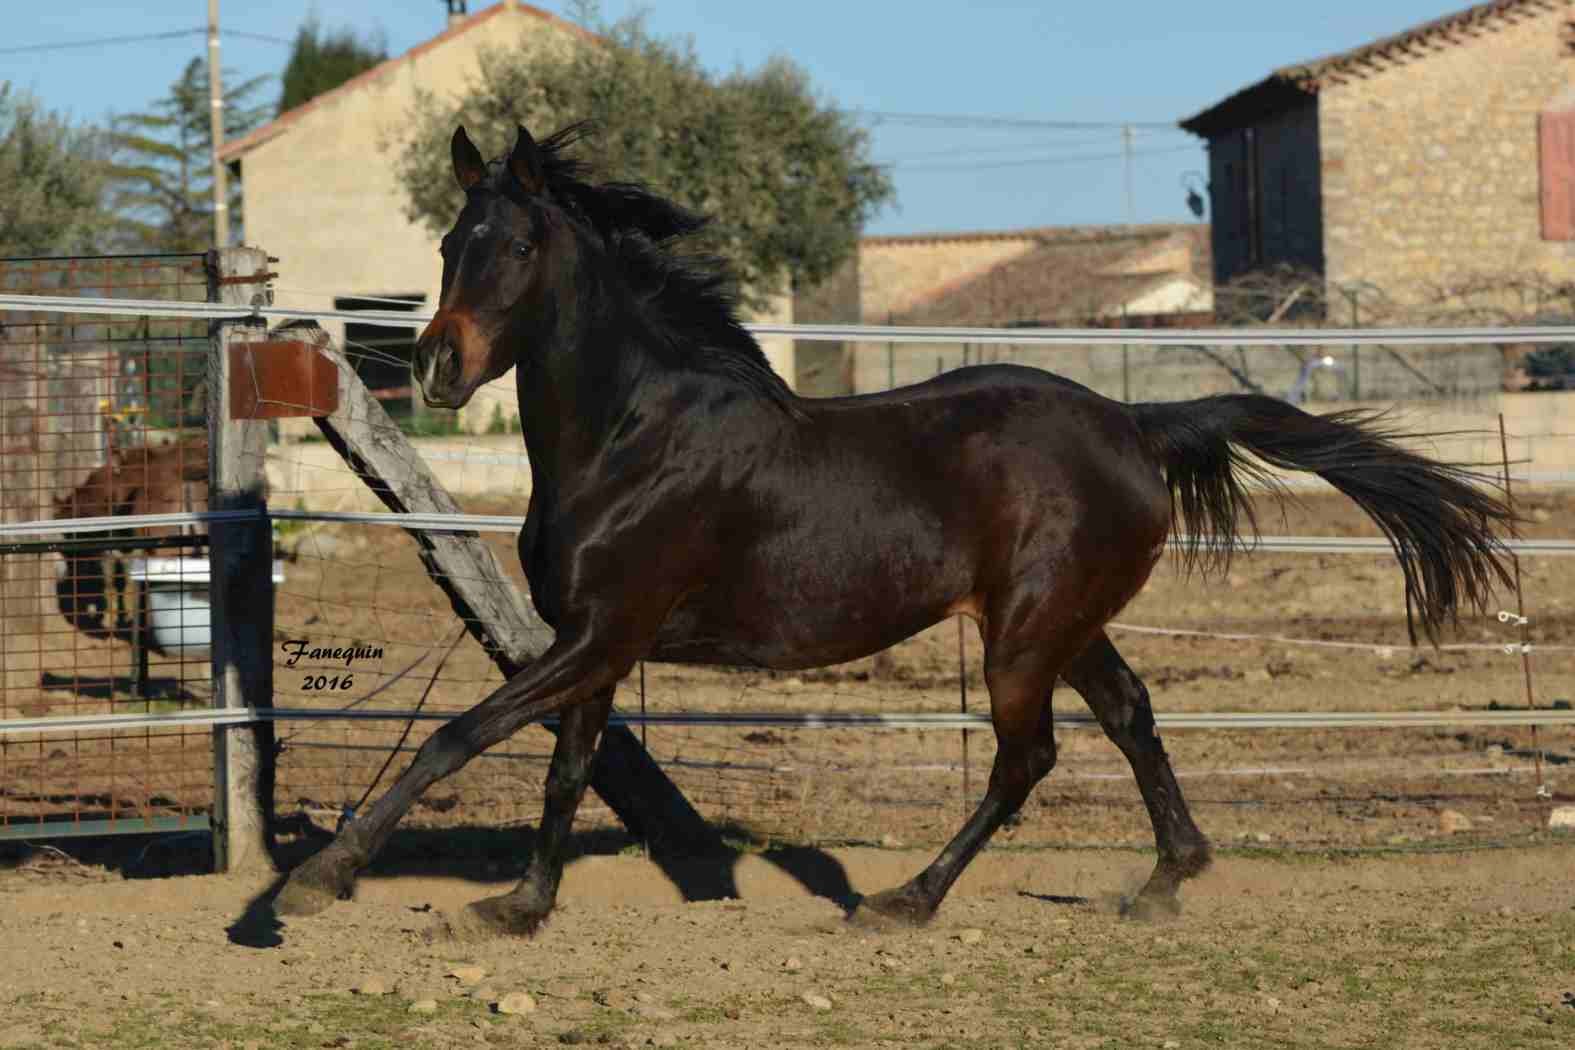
[[415, 124, 567, 410]]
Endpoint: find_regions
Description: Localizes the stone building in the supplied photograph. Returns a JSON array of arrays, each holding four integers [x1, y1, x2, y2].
[[219, 1, 793, 435], [1181, 0, 1575, 311]]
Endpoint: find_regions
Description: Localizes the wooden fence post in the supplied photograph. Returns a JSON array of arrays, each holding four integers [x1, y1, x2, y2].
[[206, 247, 277, 876]]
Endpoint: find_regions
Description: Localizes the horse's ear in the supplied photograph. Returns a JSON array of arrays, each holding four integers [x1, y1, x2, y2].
[[451, 126, 486, 191], [507, 124, 545, 195]]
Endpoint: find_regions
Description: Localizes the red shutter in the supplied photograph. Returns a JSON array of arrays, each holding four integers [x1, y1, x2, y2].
[[1540, 110, 1575, 241]]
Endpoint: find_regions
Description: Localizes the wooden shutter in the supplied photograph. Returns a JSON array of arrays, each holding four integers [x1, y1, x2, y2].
[[1540, 109, 1575, 241]]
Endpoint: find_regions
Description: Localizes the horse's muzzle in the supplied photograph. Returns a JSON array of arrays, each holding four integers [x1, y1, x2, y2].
[[414, 337, 466, 408]]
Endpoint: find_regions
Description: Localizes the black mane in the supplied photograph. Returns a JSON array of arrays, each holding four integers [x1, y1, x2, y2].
[[488, 123, 800, 415]]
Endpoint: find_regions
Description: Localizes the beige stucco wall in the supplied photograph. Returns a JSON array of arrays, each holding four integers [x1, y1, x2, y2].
[[1320, 2, 1575, 303]]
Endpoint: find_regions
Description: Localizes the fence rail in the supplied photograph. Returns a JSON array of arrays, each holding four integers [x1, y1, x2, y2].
[[12, 290, 1575, 345], [3, 705, 1572, 739]]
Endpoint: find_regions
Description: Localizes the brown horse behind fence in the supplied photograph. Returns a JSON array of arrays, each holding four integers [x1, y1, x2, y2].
[[53, 438, 209, 642]]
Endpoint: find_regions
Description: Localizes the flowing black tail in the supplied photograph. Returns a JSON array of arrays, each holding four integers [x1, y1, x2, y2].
[[1131, 394, 1517, 644]]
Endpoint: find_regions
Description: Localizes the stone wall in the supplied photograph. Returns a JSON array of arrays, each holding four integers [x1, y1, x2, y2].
[[848, 338, 1500, 404], [792, 256, 860, 397], [1321, 2, 1575, 304], [858, 233, 1042, 321]]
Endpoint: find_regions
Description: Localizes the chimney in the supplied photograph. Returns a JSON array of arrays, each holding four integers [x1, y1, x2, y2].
[[443, 1, 468, 29]]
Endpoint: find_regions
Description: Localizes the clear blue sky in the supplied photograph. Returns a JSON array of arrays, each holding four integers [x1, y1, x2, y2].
[[5, 1, 1468, 236]]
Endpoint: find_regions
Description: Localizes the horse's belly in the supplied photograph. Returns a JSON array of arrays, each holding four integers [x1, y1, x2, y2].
[[645, 556, 962, 671]]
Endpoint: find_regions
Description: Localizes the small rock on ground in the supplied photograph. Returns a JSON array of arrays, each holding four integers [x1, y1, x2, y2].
[[408, 999, 438, 1015], [1438, 809, 1472, 834], [494, 992, 537, 1016], [802, 992, 833, 1011], [955, 928, 985, 945], [447, 965, 487, 985], [352, 978, 389, 997]]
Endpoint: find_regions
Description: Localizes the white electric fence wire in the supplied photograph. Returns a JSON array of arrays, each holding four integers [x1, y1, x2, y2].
[[11, 291, 1575, 346], [9, 511, 1574, 558], [3, 706, 1573, 738]]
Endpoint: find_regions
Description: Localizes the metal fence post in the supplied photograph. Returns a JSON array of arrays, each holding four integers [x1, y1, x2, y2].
[[206, 246, 277, 876]]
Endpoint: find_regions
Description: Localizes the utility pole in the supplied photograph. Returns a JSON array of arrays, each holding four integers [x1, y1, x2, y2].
[[207, 0, 229, 248], [1122, 124, 1134, 226]]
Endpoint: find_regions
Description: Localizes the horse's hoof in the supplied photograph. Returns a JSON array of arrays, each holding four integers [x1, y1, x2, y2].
[[848, 888, 935, 929], [1119, 891, 1181, 922], [432, 895, 552, 942], [273, 848, 357, 917]]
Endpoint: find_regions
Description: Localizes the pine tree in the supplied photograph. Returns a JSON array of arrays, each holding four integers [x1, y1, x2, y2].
[[278, 17, 387, 115], [104, 57, 271, 252]]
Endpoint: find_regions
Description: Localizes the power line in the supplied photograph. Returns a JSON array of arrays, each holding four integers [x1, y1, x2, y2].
[[846, 108, 1183, 131], [226, 29, 293, 46], [890, 143, 1198, 172], [878, 133, 1129, 162], [0, 25, 291, 57], [0, 28, 202, 55]]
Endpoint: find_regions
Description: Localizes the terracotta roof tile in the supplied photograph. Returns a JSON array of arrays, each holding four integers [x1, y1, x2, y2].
[[890, 225, 1210, 326], [1179, 0, 1561, 136]]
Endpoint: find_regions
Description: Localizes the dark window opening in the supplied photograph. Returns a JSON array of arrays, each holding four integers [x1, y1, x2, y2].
[[336, 294, 424, 421]]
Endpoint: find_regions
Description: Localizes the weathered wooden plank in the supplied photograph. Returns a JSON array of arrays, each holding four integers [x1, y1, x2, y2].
[[284, 321, 720, 857], [206, 247, 279, 877]]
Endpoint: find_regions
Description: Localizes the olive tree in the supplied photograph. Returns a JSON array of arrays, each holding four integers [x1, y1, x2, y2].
[[393, 8, 892, 308]]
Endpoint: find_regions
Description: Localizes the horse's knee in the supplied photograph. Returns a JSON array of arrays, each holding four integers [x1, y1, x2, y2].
[[415, 722, 473, 774], [1096, 669, 1161, 747], [989, 737, 1057, 815]]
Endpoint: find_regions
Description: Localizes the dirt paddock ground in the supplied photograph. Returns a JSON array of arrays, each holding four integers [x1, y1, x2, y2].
[[3, 481, 1575, 1048], [0, 838, 1572, 1049]]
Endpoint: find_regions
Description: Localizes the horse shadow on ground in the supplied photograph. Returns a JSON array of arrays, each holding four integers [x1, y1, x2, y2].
[[224, 817, 859, 949]]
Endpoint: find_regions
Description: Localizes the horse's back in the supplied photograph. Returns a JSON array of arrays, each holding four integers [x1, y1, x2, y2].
[[645, 365, 1171, 669]]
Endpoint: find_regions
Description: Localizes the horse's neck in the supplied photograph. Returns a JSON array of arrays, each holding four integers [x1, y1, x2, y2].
[[513, 272, 662, 480]]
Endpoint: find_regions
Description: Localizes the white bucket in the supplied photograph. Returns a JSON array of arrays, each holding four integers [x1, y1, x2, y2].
[[126, 557, 286, 656]]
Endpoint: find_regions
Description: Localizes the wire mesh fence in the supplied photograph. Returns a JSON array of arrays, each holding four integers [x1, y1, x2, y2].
[[3, 274, 1573, 853], [0, 254, 213, 838]]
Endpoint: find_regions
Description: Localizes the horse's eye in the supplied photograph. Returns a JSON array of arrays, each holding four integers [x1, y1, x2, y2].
[[513, 241, 532, 260]]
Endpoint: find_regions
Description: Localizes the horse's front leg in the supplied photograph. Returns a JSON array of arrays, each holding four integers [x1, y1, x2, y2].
[[273, 629, 637, 919], [458, 686, 614, 936]]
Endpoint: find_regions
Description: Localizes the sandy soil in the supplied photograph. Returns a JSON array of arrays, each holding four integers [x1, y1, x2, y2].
[[0, 839, 1571, 1049]]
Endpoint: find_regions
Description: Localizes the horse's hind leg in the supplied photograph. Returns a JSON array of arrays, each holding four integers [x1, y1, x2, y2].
[[458, 686, 615, 936], [852, 630, 1066, 926], [1063, 632, 1211, 916]]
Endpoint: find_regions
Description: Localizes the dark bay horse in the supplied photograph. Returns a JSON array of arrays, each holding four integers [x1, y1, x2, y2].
[[275, 123, 1514, 932]]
